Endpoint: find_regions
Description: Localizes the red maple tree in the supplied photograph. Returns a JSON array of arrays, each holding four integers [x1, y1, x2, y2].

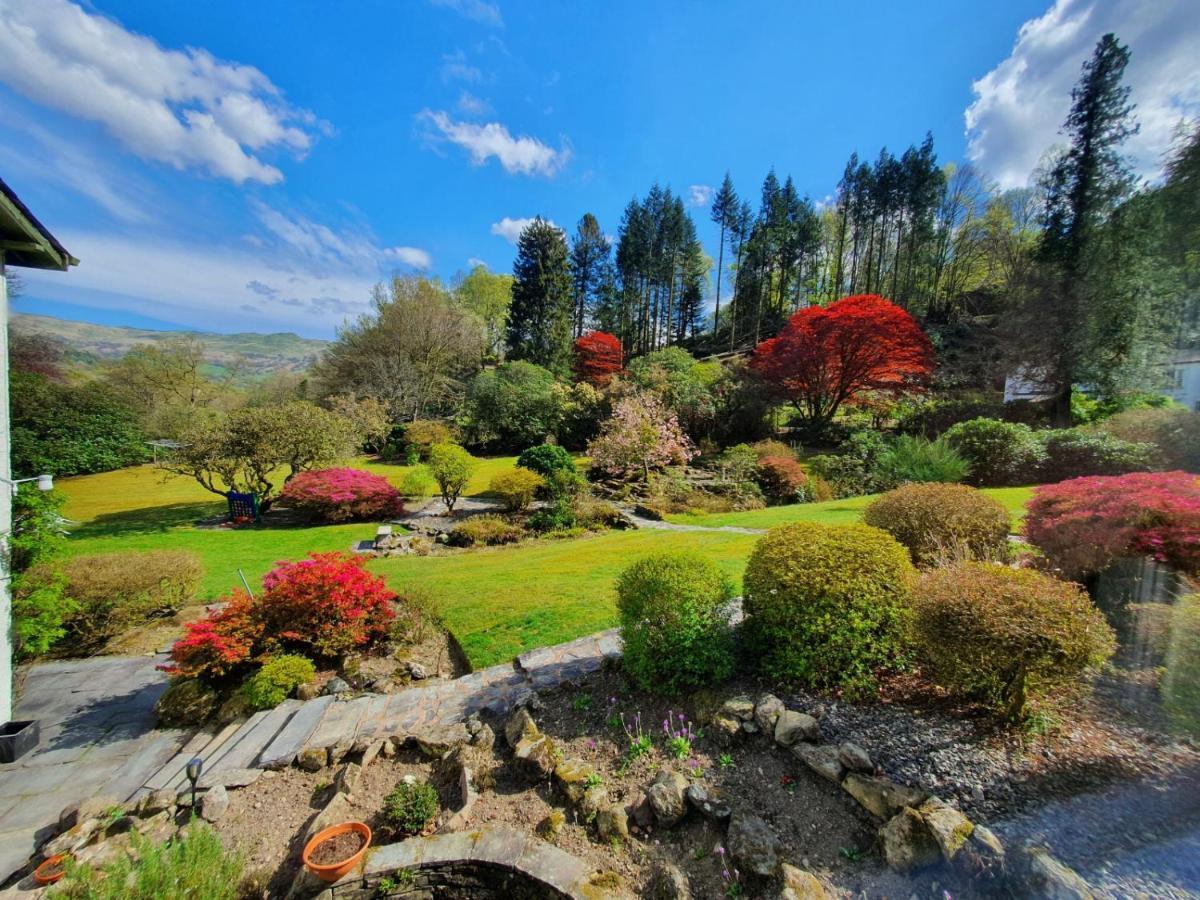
[[573, 330, 625, 385], [750, 294, 934, 428]]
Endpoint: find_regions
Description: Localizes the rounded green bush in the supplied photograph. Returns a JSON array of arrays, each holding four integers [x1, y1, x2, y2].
[[863, 483, 1011, 567], [616, 551, 736, 695], [384, 781, 440, 836], [241, 654, 317, 711], [912, 562, 1116, 721], [944, 417, 1044, 487], [742, 522, 915, 694]]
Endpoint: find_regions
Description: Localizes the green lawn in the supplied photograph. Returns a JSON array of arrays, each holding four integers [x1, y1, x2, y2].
[[371, 529, 758, 669], [664, 485, 1036, 530]]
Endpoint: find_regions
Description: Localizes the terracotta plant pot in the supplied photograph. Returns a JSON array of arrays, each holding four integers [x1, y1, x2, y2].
[[34, 854, 69, 886], [302, 821, 372, 883]]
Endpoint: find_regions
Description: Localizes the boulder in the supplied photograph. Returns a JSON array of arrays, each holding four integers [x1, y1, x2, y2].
[[596, 804, 630, 842], [199, 784, 229, 822], [879, 807, 940, 873], [726, 810, 781, 878], [918, 798, 974, 860], [753, 695, 785, 733], [837, 742, 873, 773], [684, 783, 731, 826], [646, 770, 689, 828], [779, 864, 830, 899], [155, 679, 218, 727], [505, 708, 539, 748], [554, 758, 600, 804], [514, 733, 558, 780], [774, 711, 819, 746], [791, 743, 844, 784], [842, 773, 928, 820]]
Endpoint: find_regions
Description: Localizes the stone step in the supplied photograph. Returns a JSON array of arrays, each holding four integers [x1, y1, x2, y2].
[[205, 702, 301, 775], [257, 696, 334, 769], [307, 696, 375, 752]]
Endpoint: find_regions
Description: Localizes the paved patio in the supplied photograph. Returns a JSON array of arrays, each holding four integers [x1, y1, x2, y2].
[[0, 655, 183, 884]]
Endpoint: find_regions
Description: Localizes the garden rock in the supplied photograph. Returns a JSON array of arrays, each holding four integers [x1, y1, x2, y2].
[[842, 773, 928, 820], [880, 807, 939, 873], [514, 733, 559, 780], [646, 770, 689, 828], [296, 746, 329, 772], [684, 783, 731, 826], [918, 798, 974, 860], [596, 804, 630, 842], [779, 863, 831, 899], [555, 758, 600, 804], [322, 677, 351, 696], [837, 742, 873, 774], [791, 743, 844, 784], [199, 784, 229, 822], [505, 708, 539, 747], [726, 810, 781, 877], [774, 710, 819, 746], [753, 694, 785, 732]]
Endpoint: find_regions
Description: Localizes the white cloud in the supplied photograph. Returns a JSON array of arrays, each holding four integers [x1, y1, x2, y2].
[[417, 109, 570, 176], [429, 0, 504, 28], [965, 0, 1200, 189], [490, 216, 559, 244], [0, 0, 322, 184], [457, 90, 491, 116], [385, 246, 433, 269], [440, 50, 483, 84], [688, 184, 714, 207]]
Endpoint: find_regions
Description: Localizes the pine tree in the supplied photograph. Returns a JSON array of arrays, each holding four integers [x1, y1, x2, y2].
[[506, 217, 574, 376]]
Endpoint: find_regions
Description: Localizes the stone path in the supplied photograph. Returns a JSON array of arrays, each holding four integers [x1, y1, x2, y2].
[[0, 655, 185, 883], [619, 508, 766, 535]]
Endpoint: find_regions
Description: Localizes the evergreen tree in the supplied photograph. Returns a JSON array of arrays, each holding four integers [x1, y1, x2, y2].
[[507, 217, 574, 376]]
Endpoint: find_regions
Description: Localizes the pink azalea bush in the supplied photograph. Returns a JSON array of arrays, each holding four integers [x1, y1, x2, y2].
[[279, 467, 405, 523], [1023, 471, 1200, 580], [587, 391, 694, 481]]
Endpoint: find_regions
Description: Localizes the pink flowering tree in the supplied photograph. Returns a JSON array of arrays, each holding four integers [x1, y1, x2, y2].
[[587, 392, 695, 481], [279, 467, 405, 523], [1023, 471, 1200, 581]]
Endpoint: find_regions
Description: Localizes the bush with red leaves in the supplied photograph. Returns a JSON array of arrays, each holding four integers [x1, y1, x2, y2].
[[573, 331, 624, 386], [279, 467, 405, 523], [163, 552, 395, 678], [1023, 471, 1200, 581]]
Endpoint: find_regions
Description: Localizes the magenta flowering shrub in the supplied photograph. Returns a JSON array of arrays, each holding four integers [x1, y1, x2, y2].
[[587, 392, 694, 481], [279, 467, 405, 523], [1023, 471, 1200, 580]]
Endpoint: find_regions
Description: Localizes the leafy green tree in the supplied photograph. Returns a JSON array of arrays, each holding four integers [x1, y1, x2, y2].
[[163, 401, 357, 511], [426, 443, 477, 512], [454, 264, 514, 362], [462, 361, 564, 451], [507, 217, 574, 376]]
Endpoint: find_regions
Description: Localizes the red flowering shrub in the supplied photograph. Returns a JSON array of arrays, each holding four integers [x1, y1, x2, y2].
[[573, 331, 624, 386], [755, 455, 808, 503], [163, 552, 395, 678], [1024, 472, 1200, 581], [279, 468, 405, 523]]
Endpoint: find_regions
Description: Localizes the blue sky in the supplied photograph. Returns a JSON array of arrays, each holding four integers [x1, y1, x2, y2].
[[2, 0, 1196, 338]]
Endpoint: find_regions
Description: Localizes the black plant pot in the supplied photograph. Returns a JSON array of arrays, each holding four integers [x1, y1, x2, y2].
[[0, 720, 40, 763]]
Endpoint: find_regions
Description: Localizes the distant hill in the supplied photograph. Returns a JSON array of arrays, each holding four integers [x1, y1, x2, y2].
[[10, 313, 328, 382]]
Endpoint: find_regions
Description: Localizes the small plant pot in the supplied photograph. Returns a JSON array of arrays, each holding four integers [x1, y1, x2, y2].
[[34, 854, 69, 886], [302, 821, 372, 883], [0, 720, 39, 763]]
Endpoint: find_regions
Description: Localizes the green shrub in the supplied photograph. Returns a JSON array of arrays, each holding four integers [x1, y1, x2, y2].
[[873, 435, 971, 487], [241, 654, 316, 711], [863, 483, 1012, 567], [489, 468, 544, 512], [1034, 429, 1152, 482], [616, 552, 736, 694], [1163, 592, 1200, 737], [448, 514, 526, 547], [57, 822, 243, 900], [912, 562, 1116, 721], [384, 781, 440, 836], [944, 418, 1045, 486], [25, 551, 203, 654], [1097, 407, 1200, 472], [516, 443, 577, 478], [742, 523, 915, 694]]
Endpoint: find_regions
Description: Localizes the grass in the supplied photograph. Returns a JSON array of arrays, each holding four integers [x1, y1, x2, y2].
[[663, 485, 1036, 530]]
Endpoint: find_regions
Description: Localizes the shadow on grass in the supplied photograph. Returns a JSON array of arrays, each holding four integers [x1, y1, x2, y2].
[[72, 501, 226, 538]]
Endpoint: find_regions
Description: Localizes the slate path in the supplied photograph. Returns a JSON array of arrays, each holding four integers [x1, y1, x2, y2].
[[0, 655, 184, 884]]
